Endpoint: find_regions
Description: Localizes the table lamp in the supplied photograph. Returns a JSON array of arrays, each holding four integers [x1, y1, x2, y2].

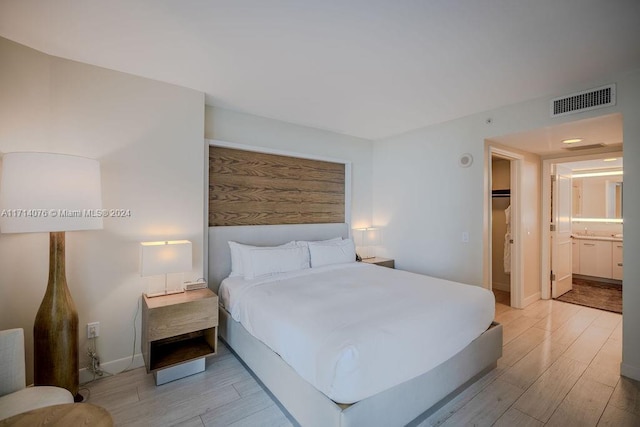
[[353, 227, 382, 259], [0, 152, 103, 401], [140, 240, 192, 297]]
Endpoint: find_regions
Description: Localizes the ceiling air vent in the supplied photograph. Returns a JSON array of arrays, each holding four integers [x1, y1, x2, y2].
[[551, 84, 616, 117], [563, 143, 606, 151]]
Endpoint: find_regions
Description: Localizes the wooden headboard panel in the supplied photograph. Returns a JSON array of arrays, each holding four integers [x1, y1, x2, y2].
[[209, 146, 345, 226]]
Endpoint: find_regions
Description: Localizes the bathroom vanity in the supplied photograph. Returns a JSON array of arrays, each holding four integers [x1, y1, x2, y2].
[[572, 235, 623, 280]]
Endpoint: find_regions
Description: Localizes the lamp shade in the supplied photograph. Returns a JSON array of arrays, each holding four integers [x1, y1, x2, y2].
[[140, 240, 192, 277], [0, 152, 103, 233], [353, 228, 382, 246], [353, 227, 382, 259]]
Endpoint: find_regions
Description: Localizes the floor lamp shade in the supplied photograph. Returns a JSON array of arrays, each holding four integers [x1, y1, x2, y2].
[[0, 152, 103, 233], [0, 152, 103, 401]]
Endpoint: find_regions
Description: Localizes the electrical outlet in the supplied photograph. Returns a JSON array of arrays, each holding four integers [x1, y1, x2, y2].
[[87, 322, 100, 339]]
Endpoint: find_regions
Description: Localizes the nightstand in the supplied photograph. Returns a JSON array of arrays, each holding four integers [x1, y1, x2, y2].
[[142, 288, 218, 385], [361, 257, 395, 269]]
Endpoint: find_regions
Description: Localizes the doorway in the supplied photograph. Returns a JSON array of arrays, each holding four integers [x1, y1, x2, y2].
[[487, 146, 523, 308], [491, 157, 512, 305], [543, 154, 623, 313], [484, 113, 622, 309]]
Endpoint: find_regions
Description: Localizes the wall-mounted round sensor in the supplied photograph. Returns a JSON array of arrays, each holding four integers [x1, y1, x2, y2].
[[459, 153, 473, 168]]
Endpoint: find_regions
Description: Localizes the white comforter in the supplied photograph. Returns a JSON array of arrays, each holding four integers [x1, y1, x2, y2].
[[220, 262, 495, 404]]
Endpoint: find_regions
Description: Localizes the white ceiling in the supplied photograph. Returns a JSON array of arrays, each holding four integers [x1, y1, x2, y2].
[[1, 1, 639, 140], [562, 157, 623, 172], [488, 112, 624, 156]]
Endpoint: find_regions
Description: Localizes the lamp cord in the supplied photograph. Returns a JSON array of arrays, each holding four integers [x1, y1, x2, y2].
[[106, 297, 140, 375], [82, 297, 140, 384]]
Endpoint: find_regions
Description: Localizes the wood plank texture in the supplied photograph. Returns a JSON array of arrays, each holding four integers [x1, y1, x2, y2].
[[545, 377, 613, 427], [439, 379, 523, 426], [493, 408, 544, 427], [85, 298, 629, 426], [512, 356, 588, 421], [598, 405, 640, 426], [209, 146, 345, 226]]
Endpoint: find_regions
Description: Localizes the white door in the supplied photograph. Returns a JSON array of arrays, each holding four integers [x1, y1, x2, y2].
[[551, 164, 573, 298]]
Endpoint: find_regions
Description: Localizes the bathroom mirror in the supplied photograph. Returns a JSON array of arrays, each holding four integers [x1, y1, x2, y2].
[[572, 174, 623, 219]]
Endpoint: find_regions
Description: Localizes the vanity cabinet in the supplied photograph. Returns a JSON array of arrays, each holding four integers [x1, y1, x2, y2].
[[573, 238, 623, 280], [612, 243, 623, 280], [579, 240, 612, 278]]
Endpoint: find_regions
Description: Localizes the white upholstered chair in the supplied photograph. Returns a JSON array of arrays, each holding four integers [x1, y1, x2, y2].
[[0, 328, 74, 420]]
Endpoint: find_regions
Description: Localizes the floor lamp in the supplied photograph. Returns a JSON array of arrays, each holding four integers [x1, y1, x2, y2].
[[0, 152, 103, 401]]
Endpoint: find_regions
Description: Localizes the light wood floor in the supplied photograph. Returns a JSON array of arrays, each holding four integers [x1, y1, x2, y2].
[[84, 296, 640, 426]]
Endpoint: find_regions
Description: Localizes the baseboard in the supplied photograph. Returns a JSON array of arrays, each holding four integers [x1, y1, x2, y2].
[[79, 353, 145, 384], [620, 362, 640, 382], [522, 292, 541, 308], [573, 274, 622, 286], [492, 281, 510, 292]]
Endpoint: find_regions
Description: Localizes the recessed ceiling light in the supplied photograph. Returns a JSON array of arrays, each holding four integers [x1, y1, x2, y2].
[[572, 170, 623, 178], [603, 158, 617, 162], [562, 138, 583, 144]]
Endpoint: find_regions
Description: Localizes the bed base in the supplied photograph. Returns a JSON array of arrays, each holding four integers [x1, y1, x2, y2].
[[219, 307, 502, 427]]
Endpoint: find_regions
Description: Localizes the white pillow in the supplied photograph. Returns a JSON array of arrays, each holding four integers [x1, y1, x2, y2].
[[295, 237, 342, 247], [294, 237, 342, 267], [244, 246, 309, 279], [228, 241, 295, 277], [308, 238, 356, 268]]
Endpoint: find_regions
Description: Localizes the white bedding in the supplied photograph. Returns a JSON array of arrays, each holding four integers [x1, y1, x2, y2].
[[219, 262, 495, 404]]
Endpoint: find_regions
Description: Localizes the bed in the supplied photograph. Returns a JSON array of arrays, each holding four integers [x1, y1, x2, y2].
[[208, 223, 502, 427]]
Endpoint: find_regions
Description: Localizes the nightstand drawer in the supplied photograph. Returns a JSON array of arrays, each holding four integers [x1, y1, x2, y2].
[[147, 297, 217, 341]]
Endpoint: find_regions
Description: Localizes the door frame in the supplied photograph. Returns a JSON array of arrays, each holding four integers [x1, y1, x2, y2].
[[487, 146, 524, 308], [540, 150, 623, 299]]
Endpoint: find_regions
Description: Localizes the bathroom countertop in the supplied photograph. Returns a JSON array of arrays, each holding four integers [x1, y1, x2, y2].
[[571, 234, 623, 242]]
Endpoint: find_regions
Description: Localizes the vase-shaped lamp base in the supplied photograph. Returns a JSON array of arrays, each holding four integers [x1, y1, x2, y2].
[[33, 231, 80, 399]]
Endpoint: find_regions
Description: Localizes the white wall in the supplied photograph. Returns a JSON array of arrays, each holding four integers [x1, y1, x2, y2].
[[620, 70, 640, 380], [205, 106, 374, 228], [571, 222, 623, 236], [372, 124, 498, 286], [373, 68, 640, 380], [0, 37, 205, 382], [519, 150, 542, 303]]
